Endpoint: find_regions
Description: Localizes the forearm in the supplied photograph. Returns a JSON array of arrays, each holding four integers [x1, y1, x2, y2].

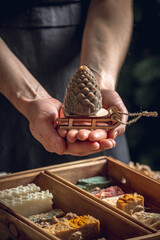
[[0, 38, 50, 119], [80, 0, 133, 90]]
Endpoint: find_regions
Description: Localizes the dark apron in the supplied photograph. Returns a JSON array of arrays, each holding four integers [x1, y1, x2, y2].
[[0, 0, 130, 173]]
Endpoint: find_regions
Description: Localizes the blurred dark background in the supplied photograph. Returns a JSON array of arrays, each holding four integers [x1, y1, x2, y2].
[[118, 0, 160, 170]]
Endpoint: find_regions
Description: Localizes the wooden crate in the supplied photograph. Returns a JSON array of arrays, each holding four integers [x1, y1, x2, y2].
[[127, 232, 160, 240], [44, 156, 160, 237], [0, 170, 153, 240]]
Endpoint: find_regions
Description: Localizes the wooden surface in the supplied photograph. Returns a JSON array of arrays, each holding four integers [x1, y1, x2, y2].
[[106, 157, 160, 212], [0, 221, 11, 240], [0, 208, 53, 240], [0, 170, 151, 240], [126, 232, 160, 240], [45, 156, 160, 233], [0, 156, 107, 179], [0, 173, 60, 240], [48, 156, 160, 211], [39, 172, 151, 240], [0, 156, 160, 240]]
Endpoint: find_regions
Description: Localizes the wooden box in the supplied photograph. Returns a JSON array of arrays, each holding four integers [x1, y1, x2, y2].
[[0, 167, 154, 240], [43, 156, 160, 239]]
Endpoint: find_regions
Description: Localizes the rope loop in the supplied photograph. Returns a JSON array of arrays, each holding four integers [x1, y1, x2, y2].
[[115, 110, 158, 125]]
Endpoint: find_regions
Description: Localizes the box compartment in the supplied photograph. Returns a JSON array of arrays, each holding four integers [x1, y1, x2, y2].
[[45, 156, 160, 232], [0, 170, 152, 240]]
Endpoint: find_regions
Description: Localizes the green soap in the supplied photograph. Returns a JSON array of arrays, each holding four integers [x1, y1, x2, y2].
[[76, 176, 113, 192], [77, 176, 110, 185]]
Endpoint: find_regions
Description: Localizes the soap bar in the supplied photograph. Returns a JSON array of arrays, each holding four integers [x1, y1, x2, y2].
[[77, 176, 110, 185], [44, 215, 100, 240], [0, 184, 53, 217], [131, 211, 160, 230], [28, 209, 65, 223], [102, 195, 124, 207], [76, 176, 112, 192], [95, 186, 124, 199], [117, 193, 144, 214]]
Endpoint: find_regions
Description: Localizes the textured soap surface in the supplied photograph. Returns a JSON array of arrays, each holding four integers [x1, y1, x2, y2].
[[76, 176, 112, 192], [28, 209, 65, 223], [131, 211, 160, 230], [44, 215, 100, 240], [0, 184, 53, 217], [63, 65, 102, 116], [117, 193, 144, 214]]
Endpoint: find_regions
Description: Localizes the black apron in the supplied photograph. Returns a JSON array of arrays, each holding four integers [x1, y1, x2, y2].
[[0, 0, 130, 173]]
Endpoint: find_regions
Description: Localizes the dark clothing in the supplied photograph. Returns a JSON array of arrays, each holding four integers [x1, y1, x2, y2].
[[0, 1, 130, 173]]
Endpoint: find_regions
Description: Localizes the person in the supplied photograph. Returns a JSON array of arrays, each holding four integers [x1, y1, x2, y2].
[[0, 0, 133, 173]]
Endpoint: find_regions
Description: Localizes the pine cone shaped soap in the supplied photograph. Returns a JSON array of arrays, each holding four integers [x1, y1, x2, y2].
[[63, 65, 102, 116]]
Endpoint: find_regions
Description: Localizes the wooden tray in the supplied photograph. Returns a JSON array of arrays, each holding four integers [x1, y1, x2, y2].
[[127, 232, 160, 240], [0, 170, 152, 240], [44, 156, 160, 235]]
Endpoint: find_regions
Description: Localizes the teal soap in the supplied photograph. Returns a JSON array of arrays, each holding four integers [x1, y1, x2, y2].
[[76, 176, 112, 192], [77, 176, 109, 185]]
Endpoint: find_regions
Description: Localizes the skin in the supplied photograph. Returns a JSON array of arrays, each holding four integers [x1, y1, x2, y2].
[[0, 0, 133, 157]]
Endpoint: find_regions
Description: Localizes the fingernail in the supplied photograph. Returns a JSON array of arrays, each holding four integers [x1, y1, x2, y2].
[[109, 139, 116, 148], [92, 142, 100, 150]]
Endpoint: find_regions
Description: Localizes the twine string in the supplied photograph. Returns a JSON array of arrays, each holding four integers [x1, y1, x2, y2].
[[115, 110, 158, 125]]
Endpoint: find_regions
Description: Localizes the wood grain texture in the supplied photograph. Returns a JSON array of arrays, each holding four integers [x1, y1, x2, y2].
[[0, 156, 160, 240], [126, 231, 160, 240], [45, 156, 160, 232], [0, 208, 54, 240]]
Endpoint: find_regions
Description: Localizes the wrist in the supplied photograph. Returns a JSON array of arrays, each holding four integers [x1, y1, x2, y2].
[[97, 73, 116, 91], [87, 66, 116, 91], [14, 81, 51, 120]]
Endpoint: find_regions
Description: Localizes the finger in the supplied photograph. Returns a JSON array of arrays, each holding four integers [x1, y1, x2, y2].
[[65, 137, 116, 156], [89, 129, 107, 141], [67, 129, 79, 143], [57, 128, 68, 138], [107, 109, 128, 139], [98, 138, 116, 150], [65, 140, 100, 156], [107, 124, 126, 139], [77, 129, 91, 141]]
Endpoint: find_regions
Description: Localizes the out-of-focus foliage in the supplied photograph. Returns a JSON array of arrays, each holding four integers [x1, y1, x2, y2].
[[117, 0, 160, 170]]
